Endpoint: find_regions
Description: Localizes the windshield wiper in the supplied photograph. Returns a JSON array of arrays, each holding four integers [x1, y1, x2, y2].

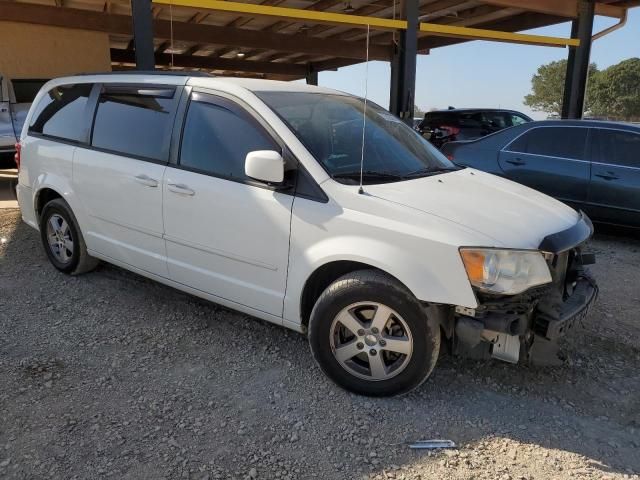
[[402, 167, 458, 179], [332, 170, 404, 180]]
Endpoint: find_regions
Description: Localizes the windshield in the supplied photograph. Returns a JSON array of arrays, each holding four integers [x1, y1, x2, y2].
[[257, 92, 456, 184]]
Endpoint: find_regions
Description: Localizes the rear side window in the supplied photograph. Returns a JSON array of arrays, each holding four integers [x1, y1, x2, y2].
[[29, 83, 93, 143], [481, 112, 508, 129], [593, 129, 640, 168], [507, 127, 587, 160], [179, 94, 277, 181], [458, 112, 483, 128], [423, 112, 457, 127], [91, 86, 176, 161], [509, 114, 529, 126]]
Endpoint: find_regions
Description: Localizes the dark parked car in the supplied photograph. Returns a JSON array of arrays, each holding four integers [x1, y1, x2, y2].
[[441, 120, 640, 228], [417, 108, 532, 149]]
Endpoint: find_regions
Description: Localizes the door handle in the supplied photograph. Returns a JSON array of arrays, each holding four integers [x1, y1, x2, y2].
[[168, 183, 196, 196], [506, 158, 526, 166], [594, 172, 619, 181], [133, 174, 159, 187]]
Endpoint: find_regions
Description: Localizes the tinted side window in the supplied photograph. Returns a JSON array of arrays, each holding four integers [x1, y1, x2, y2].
[[508, 127, 587, 160], [91, 87, 176, 161], [510, 114, 528, 126], [594, 129, 640, 168], [179, 96, 277, 180], [458, 113, 483, 128], [29, 83, 92, 142], [424, 112, 457, 127], [481, 112, 507, 129]]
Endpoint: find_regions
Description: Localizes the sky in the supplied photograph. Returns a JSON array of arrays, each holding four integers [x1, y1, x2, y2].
[[314, 8, 640, 120]]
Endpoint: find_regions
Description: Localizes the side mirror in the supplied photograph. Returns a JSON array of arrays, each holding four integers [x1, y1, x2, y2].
[[245, 150, 284, 184]]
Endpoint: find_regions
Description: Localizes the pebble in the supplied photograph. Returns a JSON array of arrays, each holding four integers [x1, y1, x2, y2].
[[1, 209, 639, 480]]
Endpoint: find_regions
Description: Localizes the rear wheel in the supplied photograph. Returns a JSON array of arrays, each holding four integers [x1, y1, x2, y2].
[[40, 198, 98, 275], [309, 269, 440, 396]]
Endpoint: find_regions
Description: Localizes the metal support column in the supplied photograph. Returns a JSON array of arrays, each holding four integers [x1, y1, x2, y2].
[[131, 0, 155, 71], [561, 0, 595, 119], [306, 68, 318, 86], [389, 0, 418, 125]]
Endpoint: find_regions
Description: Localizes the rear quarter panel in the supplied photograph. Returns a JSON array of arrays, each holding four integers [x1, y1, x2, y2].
[[18, 135, 78, 229]]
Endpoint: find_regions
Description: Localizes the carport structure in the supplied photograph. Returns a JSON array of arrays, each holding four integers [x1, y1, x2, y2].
[[1, 0, 637, 121]]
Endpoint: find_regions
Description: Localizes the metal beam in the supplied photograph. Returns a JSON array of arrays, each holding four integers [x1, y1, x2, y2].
[[131, 0, 155, 70], [110, 48, 308, 75], [444, 6, 524, 27], [153, 0, 581, 48], [419, 22, 580, 47], [305, 68, 318, 86], [482, 0, 624, 18], [215, 0, 334, 61], [418, 11, 566, 50], [0, 3, 390, 61], [389, 0, 418, 125], [562, 0, 595, 119], [561, 18, 580, 119], [153, 0, 406, 31]]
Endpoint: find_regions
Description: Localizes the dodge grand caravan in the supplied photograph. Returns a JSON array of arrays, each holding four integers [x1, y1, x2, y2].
[[17, 73, 597, 396]]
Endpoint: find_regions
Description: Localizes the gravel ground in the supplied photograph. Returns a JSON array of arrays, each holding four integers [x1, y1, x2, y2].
[[1, 208, 639, 480]]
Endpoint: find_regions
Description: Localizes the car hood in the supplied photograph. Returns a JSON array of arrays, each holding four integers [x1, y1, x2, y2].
[[364, 168, 579, 249]]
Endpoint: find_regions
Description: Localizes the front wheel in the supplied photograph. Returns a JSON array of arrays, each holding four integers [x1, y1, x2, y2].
[[309, 270, 440, 396]]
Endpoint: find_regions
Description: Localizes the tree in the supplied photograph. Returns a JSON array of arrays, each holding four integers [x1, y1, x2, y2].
[[589, 58, 640, 121], [413, 104, 426, 118], [523, 59, 597, 116]]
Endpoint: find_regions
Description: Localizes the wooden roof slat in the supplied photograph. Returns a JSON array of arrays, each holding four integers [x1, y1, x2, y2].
[[0, 2, 391, 60]]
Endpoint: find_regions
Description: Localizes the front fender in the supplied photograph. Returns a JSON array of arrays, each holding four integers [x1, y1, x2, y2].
[[283, 233, 477, 326]]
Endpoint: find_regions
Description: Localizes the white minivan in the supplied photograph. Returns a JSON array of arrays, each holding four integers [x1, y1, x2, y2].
[[17, 73, 597, 396]]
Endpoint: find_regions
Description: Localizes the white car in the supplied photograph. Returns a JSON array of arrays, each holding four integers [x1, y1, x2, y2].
[[16, 73, 597, 396]]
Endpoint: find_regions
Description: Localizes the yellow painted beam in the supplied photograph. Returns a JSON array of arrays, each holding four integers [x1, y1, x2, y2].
[[153, 0, 407, 31], [419, 23, 580, 48], [152, 0, 579, 47]]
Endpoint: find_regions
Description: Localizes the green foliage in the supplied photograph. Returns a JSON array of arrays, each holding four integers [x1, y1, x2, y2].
[[523, 59, 597, 115], [589, 58, 640, 121], [524, 57, 640, 120]]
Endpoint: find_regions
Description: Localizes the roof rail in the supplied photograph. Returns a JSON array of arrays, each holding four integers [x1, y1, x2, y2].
[[72, 70, 215, 77]]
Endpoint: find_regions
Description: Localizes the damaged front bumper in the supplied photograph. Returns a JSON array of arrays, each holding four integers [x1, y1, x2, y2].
[[534, 273, 598, 341], [453, 212, 598, 365]]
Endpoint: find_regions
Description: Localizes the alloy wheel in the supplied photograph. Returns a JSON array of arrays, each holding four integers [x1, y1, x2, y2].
[[46, 214, 74, 265], [329, 301, 413, 381]]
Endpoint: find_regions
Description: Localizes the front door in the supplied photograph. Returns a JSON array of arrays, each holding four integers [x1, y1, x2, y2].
[[498, 126, 591, 208], [163, 92, 294, 317], [587, 128, 640, 227], [73, 84, 179, 276]]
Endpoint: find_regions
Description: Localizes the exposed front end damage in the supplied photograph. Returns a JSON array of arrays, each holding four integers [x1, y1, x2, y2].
[[452, 212, 598, 365]]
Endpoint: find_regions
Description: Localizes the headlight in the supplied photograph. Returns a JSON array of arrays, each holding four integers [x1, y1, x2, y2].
[[460, 248, 552, 295]]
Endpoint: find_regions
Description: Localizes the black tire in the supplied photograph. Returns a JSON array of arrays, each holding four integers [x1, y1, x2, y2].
[[39, 198, 99, 275], [309, 269, 440, 397]]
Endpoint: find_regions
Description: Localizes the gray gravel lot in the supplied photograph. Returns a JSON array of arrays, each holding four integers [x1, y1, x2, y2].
[[1, 208, 639, 480]]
